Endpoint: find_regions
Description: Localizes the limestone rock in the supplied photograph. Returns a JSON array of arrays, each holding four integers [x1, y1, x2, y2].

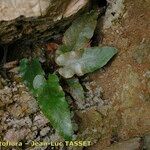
[[0, 0, 89, 44], [0, 0, 50, 21], [76, 0, 150, 149], [104, 138, 141, 150], [0, 0, 90, 21]]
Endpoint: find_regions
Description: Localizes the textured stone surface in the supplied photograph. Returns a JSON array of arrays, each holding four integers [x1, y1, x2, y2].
[[104, 138, 141, 150], [0, 0, 89, 21], [0, 0, 89, 44], [76, 0, 150, 149], [0, 0, 50, 21], [0, 74, 61, 149]]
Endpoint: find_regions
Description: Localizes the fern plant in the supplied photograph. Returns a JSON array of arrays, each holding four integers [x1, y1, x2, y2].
[[20, 10, 117, 140]]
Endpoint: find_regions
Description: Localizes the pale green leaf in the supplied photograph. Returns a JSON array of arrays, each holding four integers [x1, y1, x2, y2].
[[56, 46, 117, 78], [57, 44, 72, 54], [62, 10, 98, 52], [33, 75, 46, 89], [19, 58, 45, 93], [37, 74, 73, 140], [66, 78, 85, 108]]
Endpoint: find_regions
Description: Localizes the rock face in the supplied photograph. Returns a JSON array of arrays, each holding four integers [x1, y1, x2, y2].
[[0, 0, 89, 21], [0, 76, 62, 149], [0, 0, 51, 21], [75, 0, 150, 149], [104, 138, 141, 150], [0, 0, 89, 44]]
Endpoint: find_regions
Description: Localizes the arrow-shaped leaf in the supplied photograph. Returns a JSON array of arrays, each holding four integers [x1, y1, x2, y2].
[[20, 59, 73, 140], [37, 74, 73, 140], [59, 10, 98, 53], [56, 46, 117, 78]]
